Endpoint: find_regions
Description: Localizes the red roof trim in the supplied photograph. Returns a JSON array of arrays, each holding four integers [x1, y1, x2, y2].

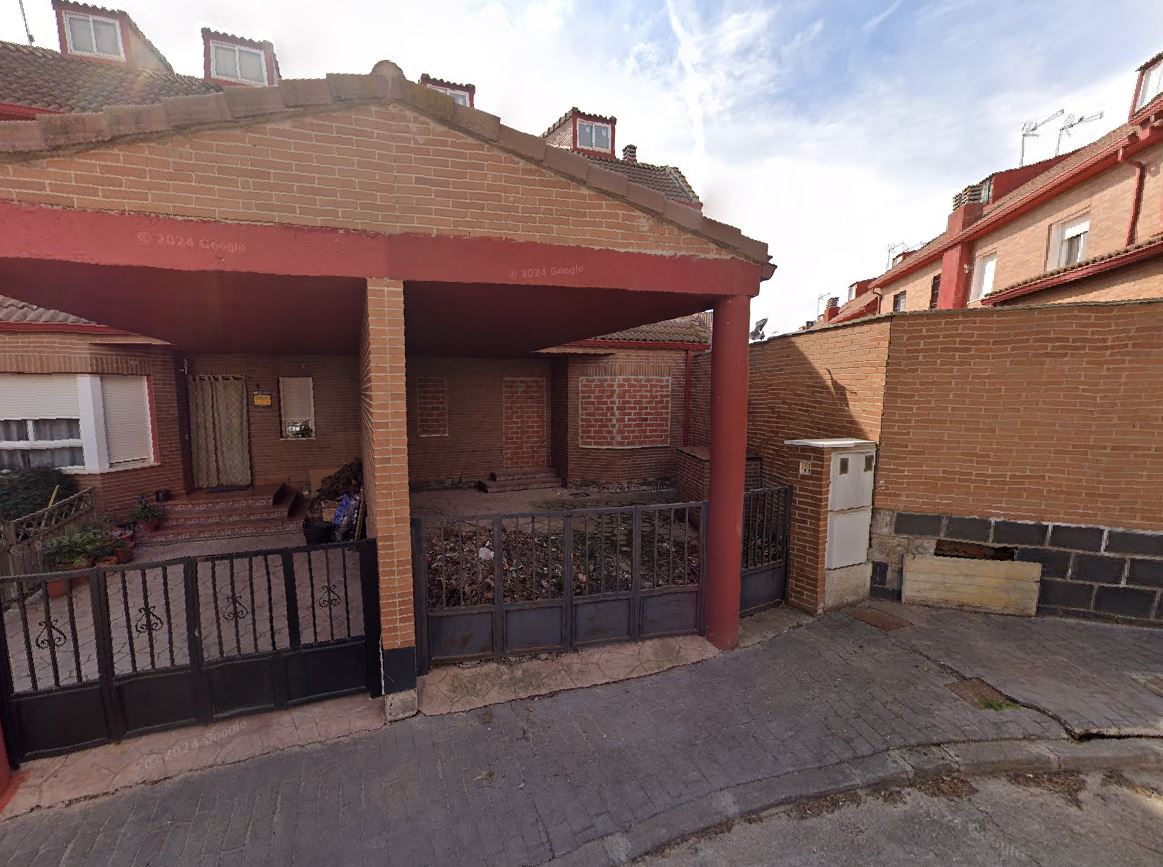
[[870, 120, 1162, 290], [0, 102, 62, 119], [981, 236, 1163, 305], [569, 338, 710, 351]]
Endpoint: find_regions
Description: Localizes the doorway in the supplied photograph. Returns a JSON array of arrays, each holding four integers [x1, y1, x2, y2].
[[188, 375, 252, 489]]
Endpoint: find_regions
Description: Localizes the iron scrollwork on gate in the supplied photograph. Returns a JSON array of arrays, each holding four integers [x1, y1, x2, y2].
[[134, 605, 164, 634], [35, 617, 68, 649], [318, 583, 342, 609], [222, 593, 249, 621]]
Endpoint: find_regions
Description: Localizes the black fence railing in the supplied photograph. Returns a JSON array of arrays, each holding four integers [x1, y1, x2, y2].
[[413, 500, 707, 672], [0, 539, 377, 764]]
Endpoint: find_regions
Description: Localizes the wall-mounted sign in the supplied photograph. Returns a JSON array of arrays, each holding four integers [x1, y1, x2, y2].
[[252, 390, 273, 408]]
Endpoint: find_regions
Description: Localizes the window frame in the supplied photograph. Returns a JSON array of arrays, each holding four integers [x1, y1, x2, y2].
[[891, 291, 906, 313], [278, 377, 316, 440], [428, 85, 470, 106], [969, 251, 998, 301], [928, 274, 941, 309], [1046, 213, 1090, 271], [63, 11, 125, 61], [0, 419, 85, 471], [1137, 60, 1163, 111], [209, 41, 269, 86], [576, 119, 613, 152]]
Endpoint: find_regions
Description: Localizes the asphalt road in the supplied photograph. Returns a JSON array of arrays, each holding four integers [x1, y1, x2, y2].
[[637, 769, 1163, 866]]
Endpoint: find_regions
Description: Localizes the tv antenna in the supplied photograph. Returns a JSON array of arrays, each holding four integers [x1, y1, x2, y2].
[[17, 0, 35, 44], [1056, 111, 1104, 155], [1019, 109, 1064, 166], [886, 241, 910, 270]]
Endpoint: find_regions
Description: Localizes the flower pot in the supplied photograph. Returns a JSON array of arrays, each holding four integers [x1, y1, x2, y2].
[[115, 544, 134, 564], [47, 578, 71, 599]]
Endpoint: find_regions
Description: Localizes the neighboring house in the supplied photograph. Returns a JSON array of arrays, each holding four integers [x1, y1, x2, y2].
[[0, 3, 720, 517], [823, 48, 1163, 327]]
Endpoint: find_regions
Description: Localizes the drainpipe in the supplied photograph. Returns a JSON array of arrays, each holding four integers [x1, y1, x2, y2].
[[682, 348, 693, 447], [1120, 147, 1148, 246]]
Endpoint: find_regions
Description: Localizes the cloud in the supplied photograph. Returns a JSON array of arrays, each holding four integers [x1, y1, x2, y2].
[[3, 0, 1163, 336], [862, 0, 903, 34]]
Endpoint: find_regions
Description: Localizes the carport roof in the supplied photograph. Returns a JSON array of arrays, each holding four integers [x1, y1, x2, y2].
[[0, 66, 771, 268]]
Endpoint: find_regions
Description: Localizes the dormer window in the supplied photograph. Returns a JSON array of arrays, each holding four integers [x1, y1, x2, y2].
[[1138, 58, 1163, 111], [63, 12, 124, 60], [577, 120, 612, 152], [429, 85, 470, 106], [211, 41, 268, 85]]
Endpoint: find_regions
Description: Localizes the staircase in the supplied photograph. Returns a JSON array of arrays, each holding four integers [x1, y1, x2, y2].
[[142, 484, 305, 544], [478, 469, 562, 493]]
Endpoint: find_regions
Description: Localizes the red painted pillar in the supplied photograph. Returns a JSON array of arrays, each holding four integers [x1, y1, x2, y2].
[[706, 293, 749, 649]]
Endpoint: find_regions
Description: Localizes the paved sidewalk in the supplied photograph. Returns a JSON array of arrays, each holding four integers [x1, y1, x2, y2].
[[874, 602, 1163, 737], [3, 606, 1161, 865], [0, 609, 1073, 866]]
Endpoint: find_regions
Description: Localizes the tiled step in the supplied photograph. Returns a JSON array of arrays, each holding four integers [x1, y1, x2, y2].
[[165, 491, 285, 514], [490, 469, 559, 482], [143, 520, 304, 545], [479, 475, 562, 493]]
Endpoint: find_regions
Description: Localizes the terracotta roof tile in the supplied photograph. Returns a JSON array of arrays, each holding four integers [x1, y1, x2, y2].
[[578, 152, 700, 205], [593, 314, 711, 344], [0, 295, 93, 325], [0, 39, 220, 114], [984, 235, 1163, 304]]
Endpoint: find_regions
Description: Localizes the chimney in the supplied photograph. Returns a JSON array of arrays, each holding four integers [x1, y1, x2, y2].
[[622, 144, 638, 163], [946, 181, 986, 234], [823, 296, 840, 322]]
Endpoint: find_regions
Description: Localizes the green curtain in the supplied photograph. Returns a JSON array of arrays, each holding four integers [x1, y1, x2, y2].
[[189, 376, 251, 488]]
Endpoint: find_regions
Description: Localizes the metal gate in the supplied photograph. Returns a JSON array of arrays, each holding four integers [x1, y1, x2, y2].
[[412, 500, 707, 673], [0, 539, 380, 764], [740, 486, 791, 614]]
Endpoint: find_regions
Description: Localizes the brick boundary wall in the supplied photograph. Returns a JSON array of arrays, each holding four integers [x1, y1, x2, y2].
[[741, 299, 1163, 617], [871, 508, 1163, 627]]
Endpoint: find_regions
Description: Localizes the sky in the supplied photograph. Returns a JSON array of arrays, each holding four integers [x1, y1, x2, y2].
[[3, 0, 1163, 334]]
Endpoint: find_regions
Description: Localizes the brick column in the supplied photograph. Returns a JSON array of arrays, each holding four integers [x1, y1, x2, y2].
[[783, 444, 830, 614], [706, 293, 749, 649], [360, 279, 416, 708]]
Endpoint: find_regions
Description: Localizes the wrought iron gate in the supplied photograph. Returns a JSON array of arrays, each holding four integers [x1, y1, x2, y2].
[[740, 486, 791, 614], [0, 539, 380, 764], [412, 500, 707, 673]]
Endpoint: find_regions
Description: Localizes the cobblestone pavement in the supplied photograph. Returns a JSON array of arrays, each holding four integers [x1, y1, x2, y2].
[[873, 602, 1163, 737], [0, 610, 1072, 866]]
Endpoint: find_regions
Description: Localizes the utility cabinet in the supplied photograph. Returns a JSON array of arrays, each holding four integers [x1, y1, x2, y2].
[[826, 447, 876, 569]]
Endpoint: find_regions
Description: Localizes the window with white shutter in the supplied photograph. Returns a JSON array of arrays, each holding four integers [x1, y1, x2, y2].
[[0, 375, 85, 470], [100, 376, 154, 467], [279, 377, 315, 439]]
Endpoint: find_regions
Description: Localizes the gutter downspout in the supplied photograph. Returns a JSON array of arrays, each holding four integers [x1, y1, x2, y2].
[[683, 348, 693, 447], [1120, 147, 1148, 247]]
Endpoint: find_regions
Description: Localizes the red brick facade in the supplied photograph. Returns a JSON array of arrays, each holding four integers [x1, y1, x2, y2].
[[502, 377, 549, 471], [405, 357, 552, 486], [0, 332, 185, 519], [578, 375, 671, 448], [414, 377, 448, 438], [185, 354, 361, 491], [563, 349, 691, 486]]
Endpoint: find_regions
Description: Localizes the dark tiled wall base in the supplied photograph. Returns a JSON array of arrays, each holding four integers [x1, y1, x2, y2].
[[871, 510, 1163, 626]]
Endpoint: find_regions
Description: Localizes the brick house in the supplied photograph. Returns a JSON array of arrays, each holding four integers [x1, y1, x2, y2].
[[0, 1, 772, 709], [822, 48, 1163, 326]]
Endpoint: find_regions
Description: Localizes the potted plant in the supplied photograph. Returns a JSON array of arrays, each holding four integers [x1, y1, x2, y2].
[[131, 498, 165, 532]]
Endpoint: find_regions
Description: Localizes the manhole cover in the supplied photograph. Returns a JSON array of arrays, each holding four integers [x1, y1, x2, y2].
[[848, 607, 912, 632]]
